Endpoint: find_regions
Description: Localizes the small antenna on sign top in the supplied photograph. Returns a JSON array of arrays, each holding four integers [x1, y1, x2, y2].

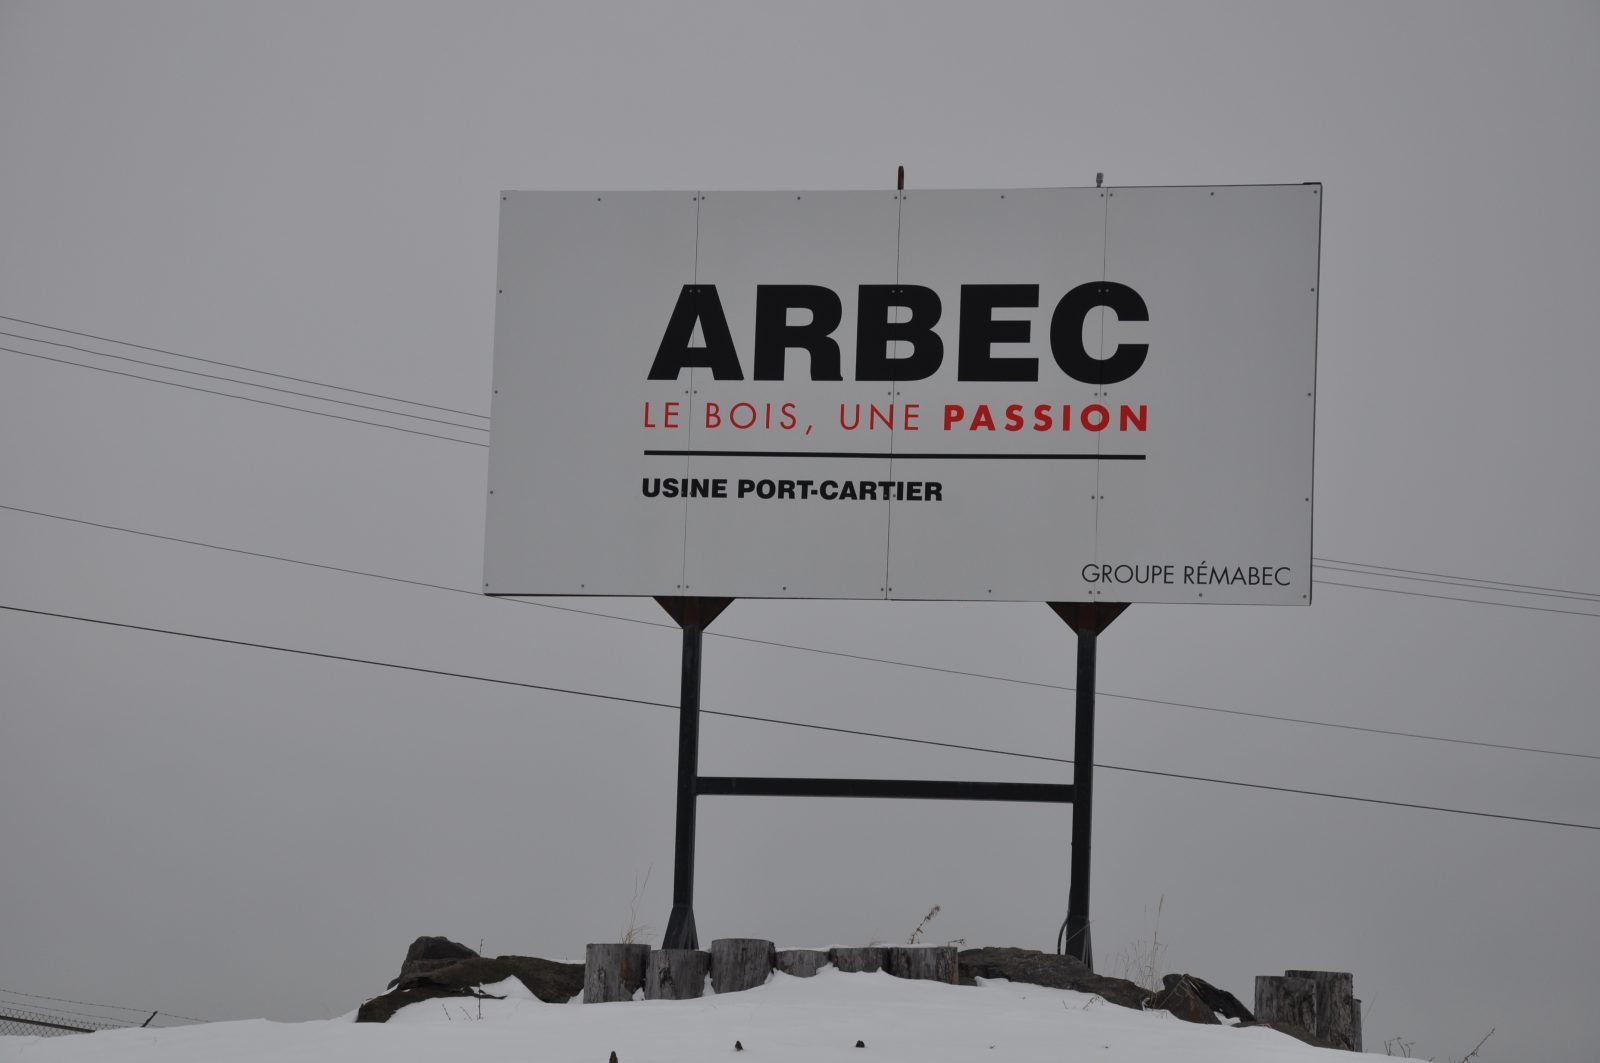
[[1096, 172, 1104, 188], [897, 165, 905, 191]]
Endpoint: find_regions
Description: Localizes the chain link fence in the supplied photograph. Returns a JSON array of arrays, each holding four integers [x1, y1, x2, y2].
[[1, 1011, 111, 1030], [0, 991, 205, 1037]]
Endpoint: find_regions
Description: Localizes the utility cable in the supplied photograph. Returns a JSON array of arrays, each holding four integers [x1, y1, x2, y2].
[[0, 313, 488, 420], [1314, 560, 1600, 604], [1316, 579, 1600, 619], [3, 502, 1595, 762], [6, 318, 1600, 620], [1, 602, 1594, 832], [0, 989, 149, 1014], [11, 346, 1598, 618], [0, 998, 138, 1027], [7, 318, 1599, 612], [0, 346, 488, 447], [1315, 556, 1600, 600], [0, 330, 488, 433]]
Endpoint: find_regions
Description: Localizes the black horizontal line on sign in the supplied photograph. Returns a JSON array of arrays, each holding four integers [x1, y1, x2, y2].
[[642, 449, 1147, 460]]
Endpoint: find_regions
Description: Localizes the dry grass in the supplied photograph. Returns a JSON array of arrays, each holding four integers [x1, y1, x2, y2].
[[617, 866, 654, 945], [1108, 894, 1167, 992], [907, 905, 941, 945]]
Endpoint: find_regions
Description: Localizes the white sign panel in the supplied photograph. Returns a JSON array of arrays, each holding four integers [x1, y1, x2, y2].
[[484, 185, 1320, 604]]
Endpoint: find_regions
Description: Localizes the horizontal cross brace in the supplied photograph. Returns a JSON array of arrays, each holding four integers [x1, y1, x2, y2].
[[697, 776, 1074, 803]]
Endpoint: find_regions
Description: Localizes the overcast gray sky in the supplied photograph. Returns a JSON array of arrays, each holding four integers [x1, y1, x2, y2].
[[1, 2, 1596, 1059]]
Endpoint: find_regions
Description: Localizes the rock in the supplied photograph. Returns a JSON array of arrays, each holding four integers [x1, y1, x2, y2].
[[387, 935, 481, 988], [956, 947, 1151, 1011], [358, 954, 584, 1022], [775, 949, 830, 977], [1161, 972, 1254, 1023], [886, 945, 957, 984], [398, 955, 584, 1000], [357, 985, 493, 1023], [829, 946, 888, 973], [1150, 977, 1219, 1024]]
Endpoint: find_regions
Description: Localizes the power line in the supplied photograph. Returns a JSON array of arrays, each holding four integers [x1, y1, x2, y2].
[[0, 502, 659, 628], [0, 313, 488, 421], [0, 998, 139, 1027], [0, 988, 156, 1015], [5, 318, 1596, 612], [713, 628, 1600, 760], [1, 316, 1595, 619], [1314, 560, 1600, 605], [1, 601, 1594, 832], [700, 710, 1599, 830], [0, 330, 489, 433], [4, 501, 1595, 762], [1315, 555, 1600, 601], [1317, 579, 1600, 619], [0, 345, 488, 448], [1072, 764, 1598, 830], [10, 337, 1595, 620], [0, 602, 676, 710]]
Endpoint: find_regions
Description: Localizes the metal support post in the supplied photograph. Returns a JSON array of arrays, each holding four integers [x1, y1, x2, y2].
[[1048, 601, 1127, 969], [1065, 622, 1099, 965], [656, 596, 733, 950]]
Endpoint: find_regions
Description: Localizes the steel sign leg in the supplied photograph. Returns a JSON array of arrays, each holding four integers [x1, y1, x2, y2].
[[1048, 601, 1127, 970], [1065, 623, 1098, 966], [663, 618, 703, 950], [656, 597, 733, 951]]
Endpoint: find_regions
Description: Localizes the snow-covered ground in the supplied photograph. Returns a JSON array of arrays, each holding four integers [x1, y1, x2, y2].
[[0, 969, 1344, 1062]]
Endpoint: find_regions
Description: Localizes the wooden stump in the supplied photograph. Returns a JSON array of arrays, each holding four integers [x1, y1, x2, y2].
[[710, 938, 775, 994], [1255, 975, 1317, 1035], [775, 949, 830, 977], [829, 947, 888, 974], [646, 949, 710, 1000], [1286, 970, 1356, 1050], [1352, 998, 1362, 1053], [887, 945, 958, 984], [584, 943, 649, 1003]]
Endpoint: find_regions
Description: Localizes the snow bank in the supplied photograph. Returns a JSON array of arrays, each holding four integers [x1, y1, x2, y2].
[[0, 969, 1343, 1063]]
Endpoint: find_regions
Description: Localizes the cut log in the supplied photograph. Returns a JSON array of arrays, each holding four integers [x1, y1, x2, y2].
[[775, 949, 830, 977], [710, 938, 775, 994], [829, 946, 888, 973], [886, 945, 957, 984], [1286, 970, 1356, 1051], [584, 943, 650, 1003], [1352, 998, 1362, 1053], [645, 949, 709, 1000], [1255, 975, 1317, 1036]]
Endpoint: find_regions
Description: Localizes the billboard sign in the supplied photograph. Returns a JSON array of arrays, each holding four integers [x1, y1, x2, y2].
[[484, 185, 1320, 603]]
